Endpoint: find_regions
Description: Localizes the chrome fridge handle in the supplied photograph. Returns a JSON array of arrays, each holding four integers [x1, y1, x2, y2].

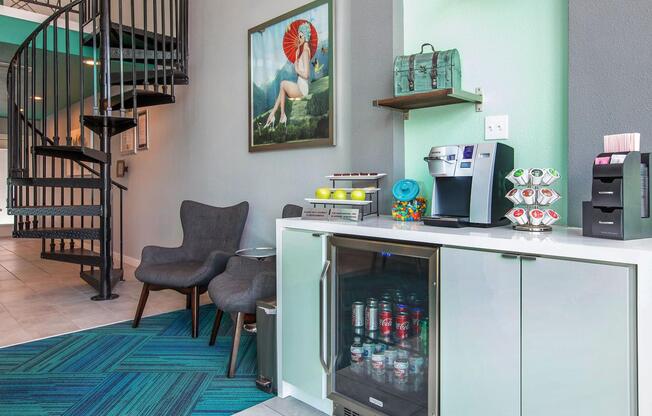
[[319, 259, 332, 375]]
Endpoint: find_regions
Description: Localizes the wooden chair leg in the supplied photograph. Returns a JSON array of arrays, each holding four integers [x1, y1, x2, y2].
[[228, 312, 245, 378], [191, 286, 200, 338], [132, 283, 150, 328], [186, 293, 191, 310], [209, 308, 224, 346]]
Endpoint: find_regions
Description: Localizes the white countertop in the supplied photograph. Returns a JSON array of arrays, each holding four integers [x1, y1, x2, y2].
[[278, 215, 652, 266]]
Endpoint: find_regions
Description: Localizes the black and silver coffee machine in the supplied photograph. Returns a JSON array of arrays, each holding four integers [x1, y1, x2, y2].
[[582, 151, 652, 240], [422, 142, 514, 228]]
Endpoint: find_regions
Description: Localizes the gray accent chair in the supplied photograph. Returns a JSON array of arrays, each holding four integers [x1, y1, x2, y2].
[[133, 200, 249, 338], [208, 204, 302, 377]]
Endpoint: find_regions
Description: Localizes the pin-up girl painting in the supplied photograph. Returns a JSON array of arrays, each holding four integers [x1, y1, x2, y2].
[[249, 0, 333, 152]]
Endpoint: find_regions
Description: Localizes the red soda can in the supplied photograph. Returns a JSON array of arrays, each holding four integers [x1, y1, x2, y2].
[[411, 307, 424, 336], [395, 312, 410, 339], [379, 307, 393, 337]]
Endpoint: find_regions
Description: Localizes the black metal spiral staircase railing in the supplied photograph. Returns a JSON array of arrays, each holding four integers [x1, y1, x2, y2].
[[6, 0, 189, 300]]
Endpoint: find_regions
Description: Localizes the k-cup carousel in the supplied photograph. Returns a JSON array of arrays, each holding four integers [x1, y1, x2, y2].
[[505, 168, 561, 232]]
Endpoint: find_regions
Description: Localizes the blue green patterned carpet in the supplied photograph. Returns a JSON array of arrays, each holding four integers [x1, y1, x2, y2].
[[0, 305, 272, 415]]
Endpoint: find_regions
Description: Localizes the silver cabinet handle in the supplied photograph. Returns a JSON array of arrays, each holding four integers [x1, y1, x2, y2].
[[598, 221, 615, 225], [501, 253, 518, 259], [319, 259, 332, 375], [521, 256, 537, 261], [598, 191, 614, 195]]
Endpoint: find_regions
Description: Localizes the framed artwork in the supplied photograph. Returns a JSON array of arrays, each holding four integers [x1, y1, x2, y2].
[[248, 0, 334, 152], [116, 160, 128, 177], [120, 128, 137, 155], [137, 110, 149, 151]]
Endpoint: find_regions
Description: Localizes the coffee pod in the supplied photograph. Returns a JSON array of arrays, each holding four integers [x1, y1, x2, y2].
[[506, 169, 519, 185], [547, 189, 561, 205], [505, 188, 524, 205], [512, 208, 529, 225], [542, 168, 560, 186], [529, 168, 544, 186], [543, 209, 560, 226], [512, 169, 530, 185], [537, 188, 555, 205], [521, 188, 536, 205], [505, 208, 517, 223], [529, 209, 545, 226]]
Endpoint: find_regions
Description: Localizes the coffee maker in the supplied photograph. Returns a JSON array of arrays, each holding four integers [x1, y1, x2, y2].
[[423, 142, 514, 227]]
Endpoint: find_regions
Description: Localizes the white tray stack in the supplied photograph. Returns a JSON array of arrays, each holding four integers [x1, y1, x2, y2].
[[505, 168, 561, 232], [305, 173, 386, 219]]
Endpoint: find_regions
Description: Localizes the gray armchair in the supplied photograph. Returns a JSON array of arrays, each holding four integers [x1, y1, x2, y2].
[[208, 204, 302, 377], [133, 200, 249, 338]]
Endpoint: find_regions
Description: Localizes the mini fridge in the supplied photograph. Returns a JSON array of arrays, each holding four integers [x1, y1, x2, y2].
[[323, 236, 440, 416]]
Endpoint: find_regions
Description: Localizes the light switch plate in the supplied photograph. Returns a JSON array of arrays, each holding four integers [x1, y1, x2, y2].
[[485, 115, 509, 140]]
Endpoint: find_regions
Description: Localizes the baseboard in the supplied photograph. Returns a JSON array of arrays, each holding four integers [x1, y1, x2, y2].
[[81, 241, 141, 268]]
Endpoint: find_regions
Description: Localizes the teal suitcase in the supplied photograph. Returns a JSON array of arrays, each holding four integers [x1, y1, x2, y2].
[[394, 43, 461, 96]]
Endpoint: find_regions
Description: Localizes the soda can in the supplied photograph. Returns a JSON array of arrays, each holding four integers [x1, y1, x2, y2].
[[379, 307, 393, 337], [362, 341, 374, 360], [367, 330, 379, 341], [384, 348, 398, 367], [350, 343, 364, 364], [371, 353, 385, 375], [352, 301, 365, 328], [365, 298, 379, 331], [395, 312, 410, 339], [409, 354, 425, 374], [419, 317, 429, 344], [374, 342, 387, 353], [395, 303, 410, 314], [393, 358, 409, 382], [411, 307, 424, 336]]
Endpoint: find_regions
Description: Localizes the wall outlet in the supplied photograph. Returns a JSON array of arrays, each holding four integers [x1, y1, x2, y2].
[[485, 115, 509, 140]]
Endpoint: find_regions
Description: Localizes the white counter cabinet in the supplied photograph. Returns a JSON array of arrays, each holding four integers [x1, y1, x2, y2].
[[441, 248, 637, 416]]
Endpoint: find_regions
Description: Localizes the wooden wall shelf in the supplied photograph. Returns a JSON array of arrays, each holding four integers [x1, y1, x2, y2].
[[373, 88, 483, 119]]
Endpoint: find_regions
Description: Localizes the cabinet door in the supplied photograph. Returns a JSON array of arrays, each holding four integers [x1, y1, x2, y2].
[[522, 257, 637, 416], [440, 248, 521, 416], [280, 229, 329, 406]]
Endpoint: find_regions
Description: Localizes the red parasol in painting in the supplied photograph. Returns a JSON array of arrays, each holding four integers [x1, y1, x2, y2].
[[282, 19, 318, 63]]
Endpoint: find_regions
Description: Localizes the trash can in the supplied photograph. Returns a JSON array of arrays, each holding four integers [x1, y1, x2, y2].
[[255, 297, 277, 393]]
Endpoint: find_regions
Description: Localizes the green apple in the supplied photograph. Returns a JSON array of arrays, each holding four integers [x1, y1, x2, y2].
[[350, 189, 366, 201], [332, 189, 348, 200], [315, 187, 332, 200]]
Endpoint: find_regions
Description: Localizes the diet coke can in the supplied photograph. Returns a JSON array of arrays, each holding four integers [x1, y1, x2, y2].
[[379, 304, 393, 337], [365, 298, 379, 331], [395, 312, 410, 339], [394, 358, 409, 382], [352, 301, 365, 328], [350, 343, 364, 364], [411, 307, 424, 337]]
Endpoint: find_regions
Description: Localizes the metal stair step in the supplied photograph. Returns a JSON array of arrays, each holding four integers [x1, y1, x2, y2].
[[82, 115, 137, 138], [110, 47, 176, 62], [42, 248, 102, 267], [111, 69, 189, 86], [84, 22, 177, 50], [8, 177, 103, 189], [33, 146, 108, 164], [9, 205, 102, 217], [80, 268, 124, 292], [111, 89, 175, 111], [14, 227, 101, 240]]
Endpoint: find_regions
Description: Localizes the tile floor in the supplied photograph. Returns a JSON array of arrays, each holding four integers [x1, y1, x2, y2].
[[235, 397, 328, 416], [0, 238, 211, 348]]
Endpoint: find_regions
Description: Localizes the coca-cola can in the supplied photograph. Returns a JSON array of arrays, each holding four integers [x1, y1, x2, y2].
[[365, 298, 379, 331], [371, 353, 385, 375], [379, 307, 393, 337], [411, 307, 424, 336], [352, 301, 365, 328], [395, 312, 410, 339]]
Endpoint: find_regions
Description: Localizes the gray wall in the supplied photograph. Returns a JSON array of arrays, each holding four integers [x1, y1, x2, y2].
[[568, 0, 652, 226], [113, 0, 404, 260]]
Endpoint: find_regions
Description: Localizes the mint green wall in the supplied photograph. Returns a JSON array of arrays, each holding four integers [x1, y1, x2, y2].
[[403, 0, 568, 220]]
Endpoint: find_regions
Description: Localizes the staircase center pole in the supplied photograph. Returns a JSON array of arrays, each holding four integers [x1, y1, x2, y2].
[[93, 0, 118, 301]]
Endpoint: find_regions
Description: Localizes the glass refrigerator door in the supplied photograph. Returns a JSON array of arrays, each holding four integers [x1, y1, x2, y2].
[[330, 237, 438, 416]]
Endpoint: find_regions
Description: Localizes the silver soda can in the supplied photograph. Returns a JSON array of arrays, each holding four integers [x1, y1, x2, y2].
[[350, 343, 364, 364], [352, 301, 365, 328], [384, 348, 398, 367], [362, 341, 375, 360], [371, 353, 385, 375], [409, 354, 425, 374], [393, 358, 409, 383], [365, 298, 379, 331]]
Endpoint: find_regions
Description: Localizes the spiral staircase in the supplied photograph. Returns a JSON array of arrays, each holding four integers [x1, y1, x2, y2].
[[5, 0, 189, 300]]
